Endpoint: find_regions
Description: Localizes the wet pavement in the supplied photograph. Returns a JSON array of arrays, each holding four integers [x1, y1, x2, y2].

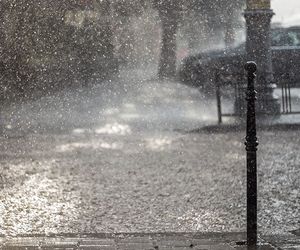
[[1, 232, 297, 249], [0, 67, 299, 241]]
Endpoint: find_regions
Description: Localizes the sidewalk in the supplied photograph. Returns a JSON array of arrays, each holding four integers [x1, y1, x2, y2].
[[1, 232, 300, 249], [0, 232, 275, 249]]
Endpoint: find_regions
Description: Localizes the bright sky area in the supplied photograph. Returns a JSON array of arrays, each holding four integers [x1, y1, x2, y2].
[[272, 0, 300, 26]]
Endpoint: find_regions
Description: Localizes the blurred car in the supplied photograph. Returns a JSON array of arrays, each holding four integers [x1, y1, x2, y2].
[[178, 26, 300, 92]]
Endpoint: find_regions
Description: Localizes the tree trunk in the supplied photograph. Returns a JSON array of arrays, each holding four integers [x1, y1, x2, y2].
[[158, 11, 178, 79]]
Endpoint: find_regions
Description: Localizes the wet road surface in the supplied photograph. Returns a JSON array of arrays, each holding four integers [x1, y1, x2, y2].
[[0, 68, 299, 236]]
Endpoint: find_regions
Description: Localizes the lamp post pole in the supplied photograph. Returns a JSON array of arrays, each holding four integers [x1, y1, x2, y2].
[[243, 0, 281, 116]]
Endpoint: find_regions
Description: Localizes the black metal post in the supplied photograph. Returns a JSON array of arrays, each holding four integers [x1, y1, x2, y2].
[[215, 72, 222, 124], [245, 61, 259, 247]]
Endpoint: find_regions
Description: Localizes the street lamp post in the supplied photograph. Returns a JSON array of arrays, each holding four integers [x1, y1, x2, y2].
[[244, 0, 281, 115]]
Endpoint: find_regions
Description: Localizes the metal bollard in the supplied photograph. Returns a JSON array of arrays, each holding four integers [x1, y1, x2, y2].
[[244, 61, 259, 246]]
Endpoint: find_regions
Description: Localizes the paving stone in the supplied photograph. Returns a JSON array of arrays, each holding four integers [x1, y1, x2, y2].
[[280, 246, 300, 250], [79, 246, 117, 250], [41, 248, 74, 250], [158, 248, 201, 250], [40, 243, 78, 248], [159, 239, 195, 247], [2, 247, 40, 250], [117, 237, 153, 244], [116, 242, 155, 250], [39, 237, 79, 249], [3, 238, 41, 247], [156, 247, 232, 250], [125, 237, 153, 242], [263, 234, 300, 250], [0, 233, 298, 249], [80, 238, 116, 246]]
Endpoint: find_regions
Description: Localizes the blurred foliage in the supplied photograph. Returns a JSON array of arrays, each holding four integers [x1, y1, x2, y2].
[[0, 0, 117, 97], [0, 0, 245, 96]]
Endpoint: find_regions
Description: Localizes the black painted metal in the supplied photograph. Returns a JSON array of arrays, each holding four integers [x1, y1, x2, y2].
[[245, 61, 258, 246], [214, 68, 245, 121], [281, 82, 293, 113], [215, 72, 222, 124], [215, 69, 300, 120]]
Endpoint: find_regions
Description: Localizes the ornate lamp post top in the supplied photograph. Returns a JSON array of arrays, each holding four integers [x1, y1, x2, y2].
[[247, 0, 271, 9]]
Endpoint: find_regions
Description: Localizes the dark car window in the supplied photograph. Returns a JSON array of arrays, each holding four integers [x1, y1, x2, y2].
[[271, 29, 300, 46]]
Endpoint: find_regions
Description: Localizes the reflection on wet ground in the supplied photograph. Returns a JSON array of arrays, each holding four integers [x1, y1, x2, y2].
[[0, 67, 299, 236]]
